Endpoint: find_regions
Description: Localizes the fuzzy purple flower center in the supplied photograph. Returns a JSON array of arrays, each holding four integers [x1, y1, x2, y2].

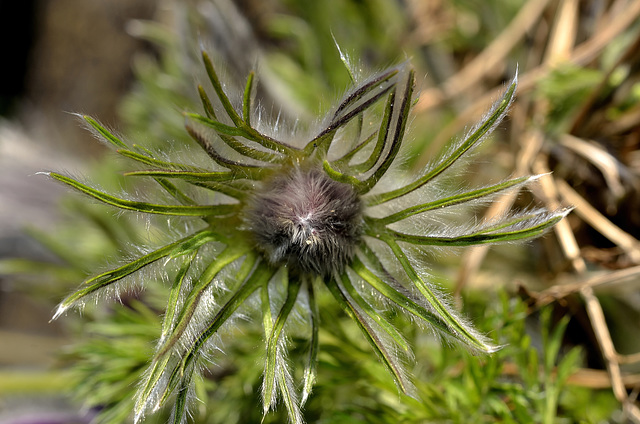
[[245, 167, 362, 275]]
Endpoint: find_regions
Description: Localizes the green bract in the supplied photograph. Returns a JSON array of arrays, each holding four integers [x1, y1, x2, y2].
[[50, 50, 568, 423]]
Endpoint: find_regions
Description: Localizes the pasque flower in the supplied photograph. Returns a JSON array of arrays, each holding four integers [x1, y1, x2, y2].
[[49, 51, 568, 423]]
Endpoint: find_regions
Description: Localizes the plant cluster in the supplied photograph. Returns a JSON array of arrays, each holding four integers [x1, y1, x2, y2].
[[47, 46, 567, 423]]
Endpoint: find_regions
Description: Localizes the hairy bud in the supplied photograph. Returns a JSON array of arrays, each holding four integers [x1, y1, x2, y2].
[[50, 46, 569, 423], [245, 167, 362, 275]]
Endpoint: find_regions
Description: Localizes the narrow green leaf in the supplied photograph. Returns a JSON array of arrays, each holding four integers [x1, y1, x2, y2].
[[197, 84, 217, 120], [260, 276, 274, 337], [200, 51, 298, 155], [185, 112, 250, 137], [334, 39, 357, 83], [153, 178, 197, 206], [132, 143, 156, 157], [339, 271, 410, 352], [176, 261, 275, 384], [304, 130, 337, 157], [219, 134, 283, 164], [134, 353, 173, 422], [243, 71, 255, 126], [117, 149, 202, 172], [259, 271, 303, 423], [349, 89, 395, 174], [368, 72, 518, 205], [277, 364, 303, 424], [328, 89, 392, 144], [474, 208, 569, 235], [332, 129, 377, 168], [53, 230, 219, 319], [175, 115, 282, 163], [153, 357, 185, 412], [170, 379, 191, 424], [308, 69, 398, 153], [324, 275, 413, 395], [332, 41, 365, 157], [190, 108, 284, 163], [322, 160, 364, 188], [82, 115, 128, 148], [540, 307, 572, 424], [191, 180, 248, 200], [381, 236, 498, 353], [388, 211, 565, 246], [332, 67, 399, 123], [321, 68, 412, 189], [49, 172, 239, 216], [161, 251, 198, 340], [201, 50, 244, 127], [233, 253, 260, 291], [350, 256, 450, 335], [188, 262, 275, 365], [124, 169, 236, 182], [184, 123, 269, 179], [359, 68, 415, 193], [151, 259, 270, 415], [154, 245, 249, 360], [263, 276, 302, 412], [301, 278, 318, 406], [377, 175, 533, 225]]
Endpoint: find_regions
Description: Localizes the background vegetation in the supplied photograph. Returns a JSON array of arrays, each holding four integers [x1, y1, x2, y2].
[[1, 0, 639, 422]]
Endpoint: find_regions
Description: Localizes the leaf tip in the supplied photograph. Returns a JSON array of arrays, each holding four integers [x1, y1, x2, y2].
[[558, 206, 574, 219], [50, 303, 68, 321], [484, 342, 504, 354]]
